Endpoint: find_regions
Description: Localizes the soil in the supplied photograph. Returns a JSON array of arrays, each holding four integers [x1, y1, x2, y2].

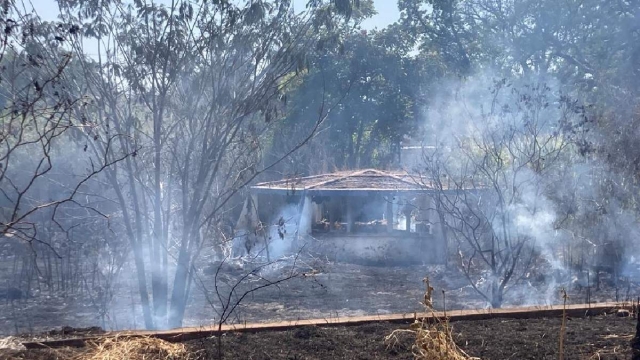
[[1, 315, 636, 359], [1, 257, 638, 336]]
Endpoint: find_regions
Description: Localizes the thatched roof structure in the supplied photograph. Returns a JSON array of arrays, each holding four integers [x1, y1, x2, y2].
[[251, 169, 437, 196]]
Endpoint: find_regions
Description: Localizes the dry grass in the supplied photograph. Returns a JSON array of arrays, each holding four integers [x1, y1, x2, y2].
[[587, 345, 625, 360], [0, 336, 25, 350], [67, 336, 200, 360], [385, 277, 479, 360]]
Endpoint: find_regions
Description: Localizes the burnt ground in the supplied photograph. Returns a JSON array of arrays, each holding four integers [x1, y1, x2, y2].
[[1, 255, 639, 336], [1, 315, 636, 359], [204, 315, 636, 360]]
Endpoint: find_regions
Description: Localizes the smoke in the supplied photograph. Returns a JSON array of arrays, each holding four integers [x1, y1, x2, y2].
[[419, 69, 582, 305], [417, 63, 640, 307], [266, 203, 303, 259], [510, 173, 561, 268], [230, 198, 310, 261]]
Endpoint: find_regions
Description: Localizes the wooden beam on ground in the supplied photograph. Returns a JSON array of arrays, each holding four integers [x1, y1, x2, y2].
[[22, 301, 627, 349]]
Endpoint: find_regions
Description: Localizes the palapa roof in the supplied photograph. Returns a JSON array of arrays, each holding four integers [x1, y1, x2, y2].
[[251, 169, 437, 196]]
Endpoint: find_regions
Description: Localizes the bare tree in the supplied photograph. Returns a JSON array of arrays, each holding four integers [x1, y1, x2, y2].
[[419, 80, 577, 307], [0, 3, 127, 246]]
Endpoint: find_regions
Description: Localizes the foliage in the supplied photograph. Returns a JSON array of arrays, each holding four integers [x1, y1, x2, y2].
[[267, 22, 433, 174]]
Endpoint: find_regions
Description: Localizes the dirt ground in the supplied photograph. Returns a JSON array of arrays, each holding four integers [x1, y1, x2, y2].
[[1, 256, 638, 335], [1, 315, 636, 359], [206, 315, 636, 360]]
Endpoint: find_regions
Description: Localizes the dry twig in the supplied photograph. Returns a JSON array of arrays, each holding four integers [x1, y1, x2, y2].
[[385, 277, 479, 360]]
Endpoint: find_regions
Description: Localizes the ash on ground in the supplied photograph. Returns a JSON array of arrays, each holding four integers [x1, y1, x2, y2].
[[0, 251, 638, 336]]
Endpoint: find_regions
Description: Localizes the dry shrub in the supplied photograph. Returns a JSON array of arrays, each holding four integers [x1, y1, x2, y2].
[[70, 336, 200, 360], [385, 277, 479, 360]]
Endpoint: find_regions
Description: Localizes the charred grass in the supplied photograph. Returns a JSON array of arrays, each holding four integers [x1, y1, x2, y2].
[[0, 314, 635, 360]]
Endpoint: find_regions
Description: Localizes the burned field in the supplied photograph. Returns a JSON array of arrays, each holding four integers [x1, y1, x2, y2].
[[2, 250, 638, 360], [2, 257, 637, 336], [1, 314, 636, 359], [1, 167, 638, 357], [1, 169, 637, 339], [0, 261, 463, 334], [194, 315, 636, 360]]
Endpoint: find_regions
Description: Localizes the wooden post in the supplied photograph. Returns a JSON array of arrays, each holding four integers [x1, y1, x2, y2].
[[403, 200, 411, 232], [386, 197, 394, 233], [327, 199, 332, 232]]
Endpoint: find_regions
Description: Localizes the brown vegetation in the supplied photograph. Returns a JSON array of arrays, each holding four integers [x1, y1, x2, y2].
[[386, 277, 479, 360]]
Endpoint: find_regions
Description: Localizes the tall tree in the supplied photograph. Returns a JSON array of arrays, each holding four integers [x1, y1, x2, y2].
[[56, 0, 358, 329], [268, 22, 432, 174], [399, 0, 640, 95]]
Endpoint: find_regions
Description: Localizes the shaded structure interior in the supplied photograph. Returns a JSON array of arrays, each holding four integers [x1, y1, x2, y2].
[[239, 169, 451, 265]]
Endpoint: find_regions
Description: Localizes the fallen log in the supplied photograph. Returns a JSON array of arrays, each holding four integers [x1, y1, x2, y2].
[[23, 301, 626, 349]]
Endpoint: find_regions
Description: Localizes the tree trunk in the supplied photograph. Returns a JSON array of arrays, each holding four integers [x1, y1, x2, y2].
[[167, 245, 190, 329], [352, 120, 365, 169], [132, 241, 155, 329], [151, 112, 167, 326], [490, 280, 503, 308], [107, 161, 154, 329]]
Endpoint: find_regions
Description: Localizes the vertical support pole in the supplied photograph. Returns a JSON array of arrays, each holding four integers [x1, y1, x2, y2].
[[300, 196, 312, 235], [386, 197, 394, 233], [314, 200, 322, 223], [431, 194, 449, 266], [346, 199, 355, 233], [403, 199, 412, 232], [327, 199, 333, 232]]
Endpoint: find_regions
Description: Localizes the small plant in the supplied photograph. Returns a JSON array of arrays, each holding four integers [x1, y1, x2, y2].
[[385, 277, 479, 360]]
